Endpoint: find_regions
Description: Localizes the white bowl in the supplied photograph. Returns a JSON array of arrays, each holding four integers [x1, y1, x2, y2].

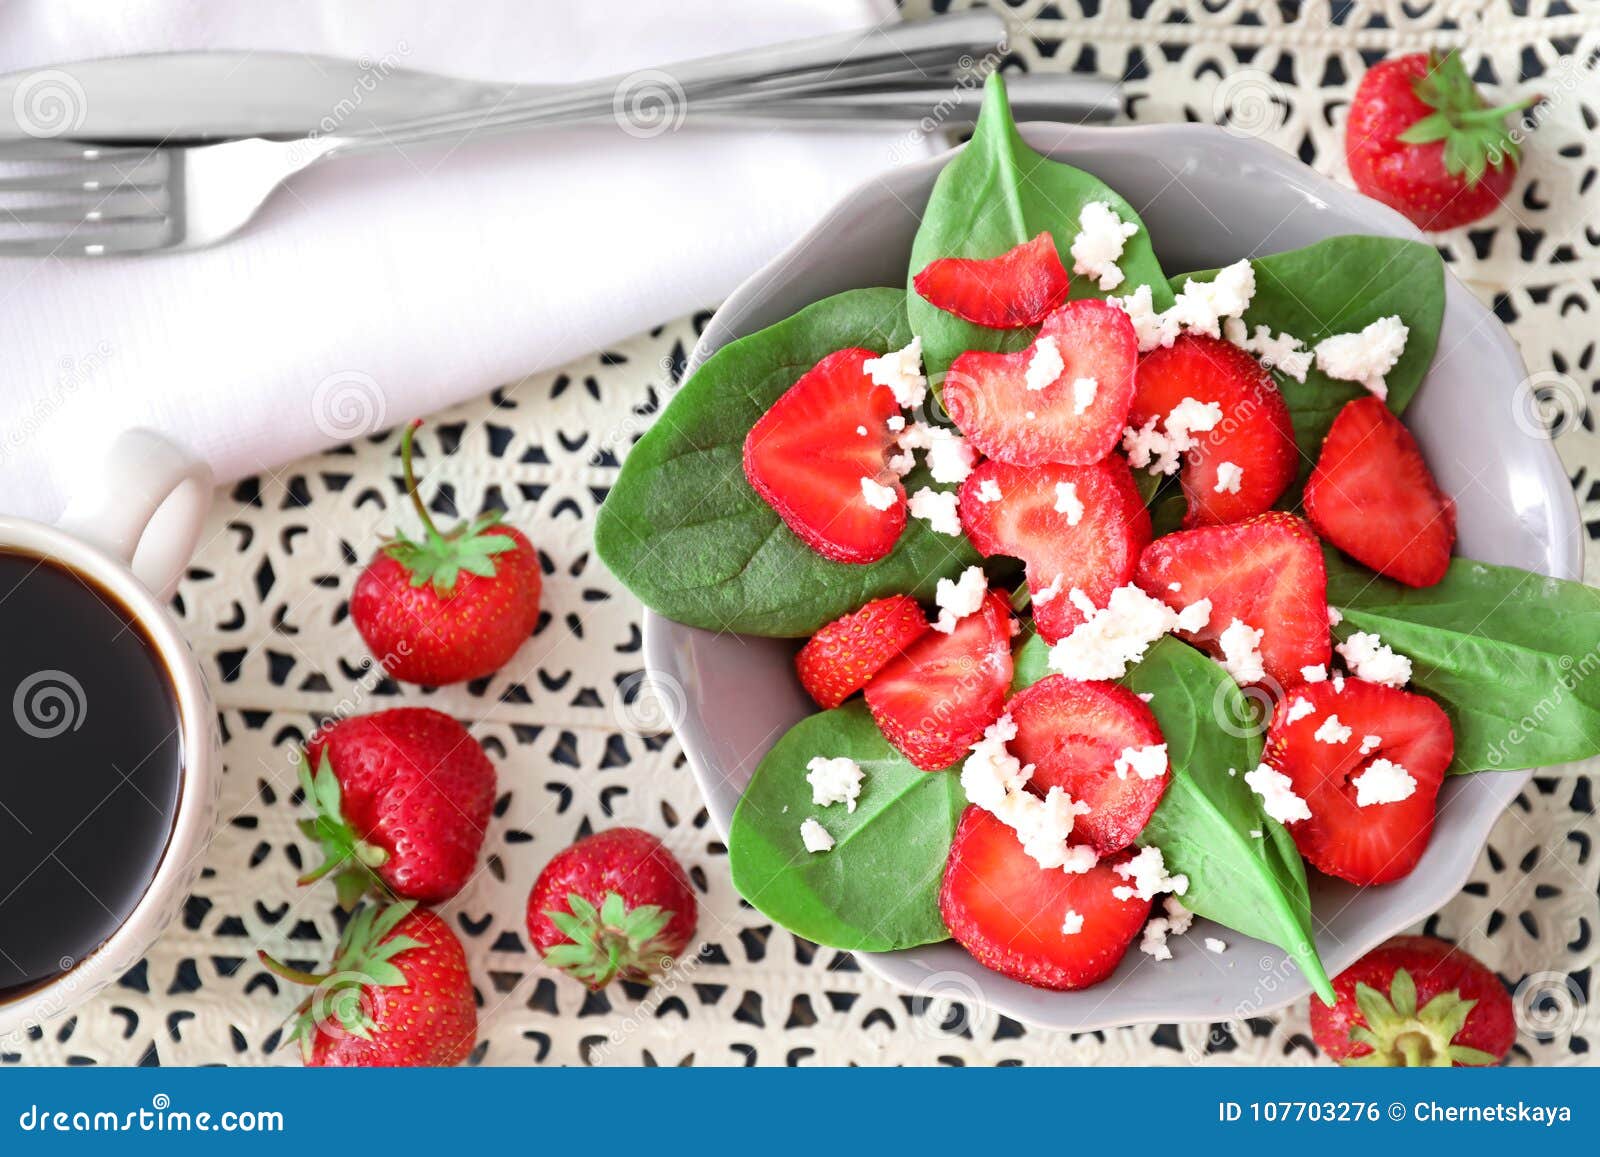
[[644, 123, 1582, 1031]]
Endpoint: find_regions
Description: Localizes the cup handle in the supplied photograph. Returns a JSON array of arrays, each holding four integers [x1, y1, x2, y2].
[[56, 429, 213, 600]]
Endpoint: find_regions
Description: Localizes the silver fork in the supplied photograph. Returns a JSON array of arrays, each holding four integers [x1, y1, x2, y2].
[[0, 11, 1062, 258], [0, 16, 1124, 257]]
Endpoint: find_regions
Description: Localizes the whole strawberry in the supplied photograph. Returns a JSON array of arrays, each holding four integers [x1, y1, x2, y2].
[[1311, 935, 1515, 1067], [260, 902, 477, 1067], [300, 707, 496, 908], [352, 420, 542, 686], [1346, 51, 1528, 231], [527, 828, 697, 989]]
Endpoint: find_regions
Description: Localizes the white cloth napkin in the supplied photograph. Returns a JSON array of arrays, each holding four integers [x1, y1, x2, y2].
[[0, 0, 919, 522]]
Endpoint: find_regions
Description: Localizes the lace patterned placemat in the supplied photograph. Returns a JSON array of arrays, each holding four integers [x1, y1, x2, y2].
[[6, 0, 1597, 1066]]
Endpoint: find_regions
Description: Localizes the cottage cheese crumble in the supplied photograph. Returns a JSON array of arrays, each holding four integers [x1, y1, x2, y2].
[[1314, 714, 1354, 745], [932, 565, 987, 634], [860, 476, 897, 511], [1223, 317, 1313, 382], [1048, 585, 1206, 681], [862, 337, 927, 409], [1112, 846, 1189, 902], [1337, 631, 1412, 687], [805, 756, 864, 813], [800, 817, 835, 853], [1244, 762, 1312, 824], [1217, 618, 1266, 685], [907, 487, 961, 536], [1353, 758, 1418, 806], [1114, 744, 1169, 781], [1025, 336, 1065, 392], [1313, 315, 1409, 401], [1214, 461, 1244, 494], [1054, 481, 1084, 526], [1071, 201, 1139, 291]]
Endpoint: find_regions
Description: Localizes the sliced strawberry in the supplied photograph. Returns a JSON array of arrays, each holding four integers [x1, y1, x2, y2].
[[1129, 334, 1297, 527], [912, 233, 1072, 329], [940, 807, 1151, 991], [864, 590, 1013, 771], [794, 594, 930, 710], [743, 348, 905, 564], [1265, 679, 1453, 885], [944, 299, 1137, 466], [1305, 396, 1457, 588], [1135, 512, 1330, 686], [959, 458, 1151, 643], [1007, 675, 1168, 855]]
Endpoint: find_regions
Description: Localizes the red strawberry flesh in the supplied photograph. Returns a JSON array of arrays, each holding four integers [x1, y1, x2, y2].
[[1265, 679, 1453, 885], [1135, 512, 1331, 686], [940, 806, 1151, 991], [1008, 675, 1168, 855], [794, 594, 930, 710], [1305, 396, 1456, 587], [944, 299, 1137, 466], [913, 232, 1072, 329], [743, 347, 906, 564], [1129, 333, 1297, 527], [959, 457, 1151, 643], [864, 589, 1013, 771]]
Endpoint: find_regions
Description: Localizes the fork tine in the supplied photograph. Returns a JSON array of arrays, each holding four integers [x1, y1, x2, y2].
[[0, 198, 167, 225], [0, 226, 171, 258], [0, 170, 165, 195], [0, 139, 160, 163]]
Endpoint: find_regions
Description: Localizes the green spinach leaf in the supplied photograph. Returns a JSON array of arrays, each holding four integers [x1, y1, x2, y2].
[[1172, 236, 1445, 473], [727, 702, 965, 951], [1013, 634, 1334, 1002], [1326, 550, 1600, 773], [907, 72, 1170, 377], [594, 287, 978, 637]]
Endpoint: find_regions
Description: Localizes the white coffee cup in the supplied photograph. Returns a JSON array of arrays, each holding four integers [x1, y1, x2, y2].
[[0, 428, 217, 1039]]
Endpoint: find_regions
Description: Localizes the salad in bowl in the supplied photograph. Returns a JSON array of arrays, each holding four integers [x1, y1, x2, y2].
[[597, 74, 1600, 1020]]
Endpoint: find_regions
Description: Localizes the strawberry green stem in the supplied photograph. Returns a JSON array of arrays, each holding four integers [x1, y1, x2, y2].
[[256, 950, 328, 988], [400, 419, 445, 544]]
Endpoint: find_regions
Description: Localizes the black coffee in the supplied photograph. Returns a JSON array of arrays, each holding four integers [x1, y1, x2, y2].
[[0, 550, 184, 997]]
